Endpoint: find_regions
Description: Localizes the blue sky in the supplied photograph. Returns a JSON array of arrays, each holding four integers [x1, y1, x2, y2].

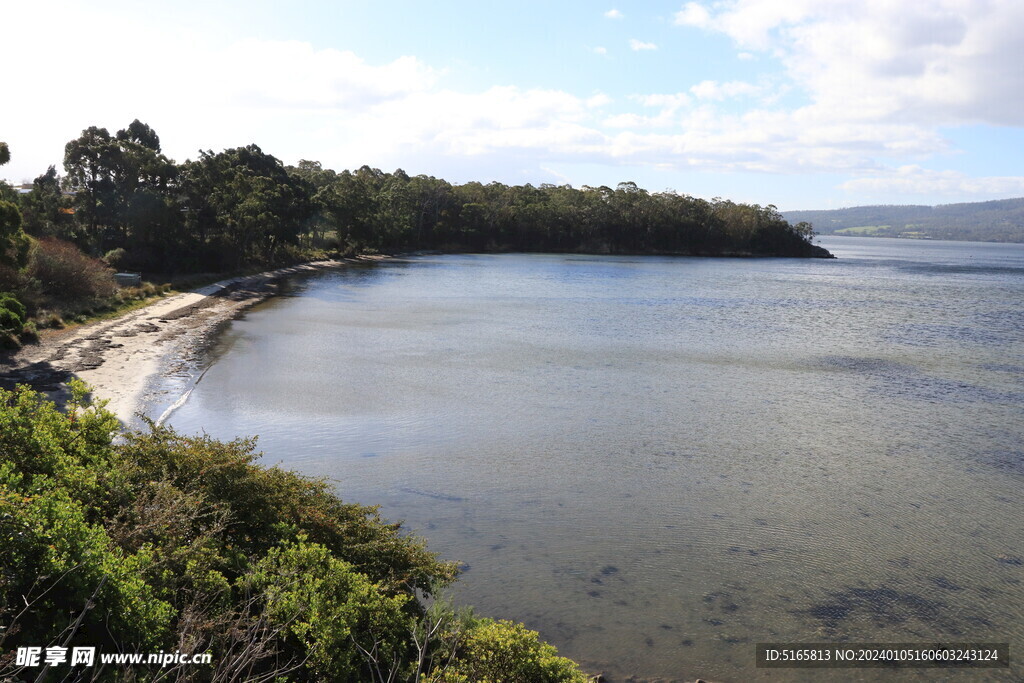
[[3, 0, 1024, 210]]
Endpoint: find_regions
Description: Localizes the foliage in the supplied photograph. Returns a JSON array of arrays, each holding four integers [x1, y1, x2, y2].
[[0, 200, 30, 270], [116, 425, 458, 595], [179, 145, 314, 269], [102, 247, 127, 267], [433, 618, 592, 683], [18, 166, 74, 238], [63, 121, 180, 257], [0, 292, 26, 332], [27, 237, 116, 303], [0, 385, 586, 681], [244, 539, 412, 681], [38, 120, 826, 277], [0, 383, 172, 652]]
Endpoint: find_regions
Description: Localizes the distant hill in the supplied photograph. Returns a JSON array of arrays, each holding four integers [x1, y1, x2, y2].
[[783, 197, 1024, 243]]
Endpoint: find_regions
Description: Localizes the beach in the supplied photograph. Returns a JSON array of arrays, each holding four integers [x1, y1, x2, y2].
[[0, 259, 375, 422]]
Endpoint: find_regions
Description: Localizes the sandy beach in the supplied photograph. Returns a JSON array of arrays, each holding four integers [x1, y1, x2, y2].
[[0, 259, 373, 423]]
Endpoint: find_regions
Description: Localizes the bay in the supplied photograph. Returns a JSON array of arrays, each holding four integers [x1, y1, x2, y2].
[[161, 236, 1024, 681]]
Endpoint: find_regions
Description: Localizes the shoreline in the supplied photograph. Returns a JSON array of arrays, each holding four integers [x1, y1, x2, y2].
[[0, 257, 387, 423]]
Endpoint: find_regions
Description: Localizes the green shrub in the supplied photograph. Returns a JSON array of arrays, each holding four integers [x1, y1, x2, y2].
[[0, 309, 21, 334], [0, 292, 25, 334], [103, 247, 127, 268], [0, 292, 26, 322], [245, 539, 412, 681], [436, 618, 592, 683]]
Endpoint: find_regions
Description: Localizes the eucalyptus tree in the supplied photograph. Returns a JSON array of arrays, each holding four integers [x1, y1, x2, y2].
[[18, 166, 72, 238], [180, 145, 313, 267], [0, 144, 29, 271]]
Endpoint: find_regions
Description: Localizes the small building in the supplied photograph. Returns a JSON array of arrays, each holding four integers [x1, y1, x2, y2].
[[114, 272, 142, 288]]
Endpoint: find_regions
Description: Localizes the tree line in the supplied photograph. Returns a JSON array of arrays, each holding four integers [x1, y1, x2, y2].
[[0, 121, 828, 345], [4, 119, 827, 277]]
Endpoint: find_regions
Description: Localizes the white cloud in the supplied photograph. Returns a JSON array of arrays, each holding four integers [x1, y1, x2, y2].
[[674, 0, 1024, 126], [1, 0, 1019, 207], [219, 40, 437, 109], [674, 2, 712, 28], [840, 166, 1024, 198], [689, 80, 763, 101], [637, 93, 693, 110], [629, 39, 658, 51], [592, 46, 608, 55], [604, 9, 624, 19], [605, 93, 693, 129]]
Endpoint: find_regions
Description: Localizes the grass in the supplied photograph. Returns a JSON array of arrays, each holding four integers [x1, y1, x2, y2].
[[34, 283, 174, 334], [834, 225, 891, 235]]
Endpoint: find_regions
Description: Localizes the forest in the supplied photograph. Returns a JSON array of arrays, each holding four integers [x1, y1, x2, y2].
[[784, 198, 1024, 242], [2, 118, 826, 273]]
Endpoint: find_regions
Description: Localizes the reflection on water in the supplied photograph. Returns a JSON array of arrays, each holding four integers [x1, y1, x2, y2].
[[163, 237, 1024, 681]]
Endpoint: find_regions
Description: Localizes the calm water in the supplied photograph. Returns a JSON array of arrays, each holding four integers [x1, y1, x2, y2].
[[159, 237, 1024, 681]]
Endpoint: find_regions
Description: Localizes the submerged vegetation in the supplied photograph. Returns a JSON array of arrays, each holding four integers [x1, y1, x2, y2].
[[0, 120, 829, 343], [0, 383, 593, 681]]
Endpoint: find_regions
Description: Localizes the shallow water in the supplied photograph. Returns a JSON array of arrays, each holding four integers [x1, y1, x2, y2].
[[160, 237, 1024, 681]]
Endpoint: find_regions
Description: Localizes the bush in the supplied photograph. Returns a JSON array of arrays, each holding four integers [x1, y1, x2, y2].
[[0, 200, 30, 269], [0, 385, 589, 682], [102, 247, 127, 268], [0, 292, 25, 333], [27, 237, 116, 303], [436, 618, 592, 683], [18, 321, 38, 344]]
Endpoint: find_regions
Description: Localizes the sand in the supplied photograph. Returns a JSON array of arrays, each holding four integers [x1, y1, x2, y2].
[[0, 259, 373, 423]]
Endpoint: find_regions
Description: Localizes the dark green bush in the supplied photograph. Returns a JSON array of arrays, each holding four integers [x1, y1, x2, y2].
[[0, 292, 25, 333]]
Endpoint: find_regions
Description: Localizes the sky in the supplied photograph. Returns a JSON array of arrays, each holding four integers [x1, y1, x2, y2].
[[3, 0, 1024, 210]]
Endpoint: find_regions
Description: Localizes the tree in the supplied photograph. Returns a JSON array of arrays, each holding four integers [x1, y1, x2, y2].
[[19, 166, 73, 238], [180, 145, 313, 267], [0, 201, 29, 269], [63, 122, 178, 255], [63, 126, 119, 248], [0, 144, 29, 269], [115, 118, 161, 151]]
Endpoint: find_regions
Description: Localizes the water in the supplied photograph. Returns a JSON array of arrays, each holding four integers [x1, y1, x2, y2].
[[161, 237, 1024, 681]]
